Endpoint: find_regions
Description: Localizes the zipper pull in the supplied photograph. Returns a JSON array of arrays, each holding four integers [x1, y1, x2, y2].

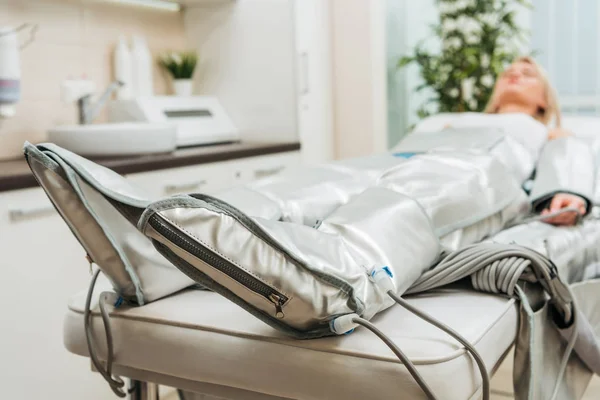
[[269, 293, 286, 319], [85, 254, 93, 275]]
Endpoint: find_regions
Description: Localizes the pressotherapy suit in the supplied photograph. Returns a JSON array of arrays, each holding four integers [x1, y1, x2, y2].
[[23, 112, 600, 399]]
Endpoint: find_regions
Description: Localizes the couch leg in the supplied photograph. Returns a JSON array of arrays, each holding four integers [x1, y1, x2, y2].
[[130, 380, 159, 400], [140, 382, 160, 400]]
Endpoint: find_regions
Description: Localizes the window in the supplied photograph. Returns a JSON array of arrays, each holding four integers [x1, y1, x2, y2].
[[532, 0, 600, 115]]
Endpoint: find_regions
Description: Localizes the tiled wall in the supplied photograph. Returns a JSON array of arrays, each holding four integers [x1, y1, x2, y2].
[[0, 0, 186, 160]]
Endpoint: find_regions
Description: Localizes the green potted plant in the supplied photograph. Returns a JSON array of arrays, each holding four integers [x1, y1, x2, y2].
[[158, 50, 198, 97], [398, 0, 531, 119]]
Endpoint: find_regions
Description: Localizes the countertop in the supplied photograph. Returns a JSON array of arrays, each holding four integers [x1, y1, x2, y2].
[[0, 141, 301, 193]]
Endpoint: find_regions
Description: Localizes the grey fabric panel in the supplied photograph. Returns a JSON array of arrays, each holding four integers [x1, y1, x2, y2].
[[42, 150, 149, 303], [559, 309, 600, 375], [37, 142, 152, 208], [318, 187, 441, 319], [392, 128, 540, 183], [560, 280, 600, 375], [489, 134, 539, 184], [529, 137, 596, 212], [439, 190, 530, 251], [247, 165, 374, 226], [26, 152, 139, 302], [237, 155, 406, 228], [77, 179, 194, 303], [378, 151, 526, 237], [393, 128, 504, 153], [24, 142, 194, 304], [513, 286, 592, 400], [326, 153, 407, 179]]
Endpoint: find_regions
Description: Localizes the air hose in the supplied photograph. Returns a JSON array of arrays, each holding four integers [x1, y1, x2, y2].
[[349, 293, 492, 400], [332, 241, 579, 400], [84, 268, 128, 398], [332, 269, 491, 400], [407, 244, 574, 326], [351, 317, 438, 399]]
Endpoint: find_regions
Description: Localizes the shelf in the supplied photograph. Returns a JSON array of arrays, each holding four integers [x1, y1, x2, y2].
[[94, 0, 234, 12], [171, 0, 234, 5]]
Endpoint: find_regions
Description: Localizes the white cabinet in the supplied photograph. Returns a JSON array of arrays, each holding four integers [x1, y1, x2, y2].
[[183, 1, 334, 164], [0, 188, 115, 400]]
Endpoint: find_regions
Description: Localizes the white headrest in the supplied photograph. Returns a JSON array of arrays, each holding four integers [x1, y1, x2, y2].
[[561, 115, 600, 138]]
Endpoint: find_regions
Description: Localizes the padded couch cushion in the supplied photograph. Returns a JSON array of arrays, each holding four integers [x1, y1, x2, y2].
[[64, 283, 517, 400]]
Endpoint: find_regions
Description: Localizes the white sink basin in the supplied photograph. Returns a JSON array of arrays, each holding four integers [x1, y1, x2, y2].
[[47, 122, 177, 156]]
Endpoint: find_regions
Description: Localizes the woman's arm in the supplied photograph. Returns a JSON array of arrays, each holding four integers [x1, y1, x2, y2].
[[540, 193, 587, 226], [529, 137, 596, 226]]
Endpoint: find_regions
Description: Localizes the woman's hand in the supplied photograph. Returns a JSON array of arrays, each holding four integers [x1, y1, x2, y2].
[[548, 128, 573, 140], [540, 193, 587, 226]]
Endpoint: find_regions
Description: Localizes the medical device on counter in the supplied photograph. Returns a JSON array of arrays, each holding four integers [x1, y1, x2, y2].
[[107, 96, 239, 147]]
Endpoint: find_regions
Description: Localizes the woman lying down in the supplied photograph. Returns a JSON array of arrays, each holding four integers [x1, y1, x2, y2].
[[404, 56, 593, 228], [227, 55, 597, 243]]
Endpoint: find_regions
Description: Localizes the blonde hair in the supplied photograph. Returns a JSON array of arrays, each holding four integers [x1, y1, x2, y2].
[[484, 56, 561, 127]]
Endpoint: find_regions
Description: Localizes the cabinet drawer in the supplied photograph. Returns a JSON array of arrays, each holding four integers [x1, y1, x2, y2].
[[0, 187, 58, 225], [126, 151, 302, 198], [126, 162, 234, 199], [230, 151, 302, 184]]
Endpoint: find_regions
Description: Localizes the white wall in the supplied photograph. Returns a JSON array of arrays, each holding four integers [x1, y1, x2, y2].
[[329, 0, 387, 159], [183, 0, 298, 143]]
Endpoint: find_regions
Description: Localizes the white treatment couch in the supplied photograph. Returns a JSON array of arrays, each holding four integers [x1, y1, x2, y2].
[[65, 281, 517, 400]]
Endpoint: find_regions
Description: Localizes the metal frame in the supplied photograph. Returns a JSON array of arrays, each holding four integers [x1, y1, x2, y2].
[[130, 381, 160, 400]]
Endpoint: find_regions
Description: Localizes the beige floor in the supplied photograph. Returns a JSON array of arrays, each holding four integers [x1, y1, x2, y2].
[[490, 349, 600, 400]]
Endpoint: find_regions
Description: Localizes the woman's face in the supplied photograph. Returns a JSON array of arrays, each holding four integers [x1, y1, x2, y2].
[[492, 61, 547, 113]]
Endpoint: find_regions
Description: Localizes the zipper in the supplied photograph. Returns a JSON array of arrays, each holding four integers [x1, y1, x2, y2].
[[149, 214, 288, 319], [269, 293, 286, 318]]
